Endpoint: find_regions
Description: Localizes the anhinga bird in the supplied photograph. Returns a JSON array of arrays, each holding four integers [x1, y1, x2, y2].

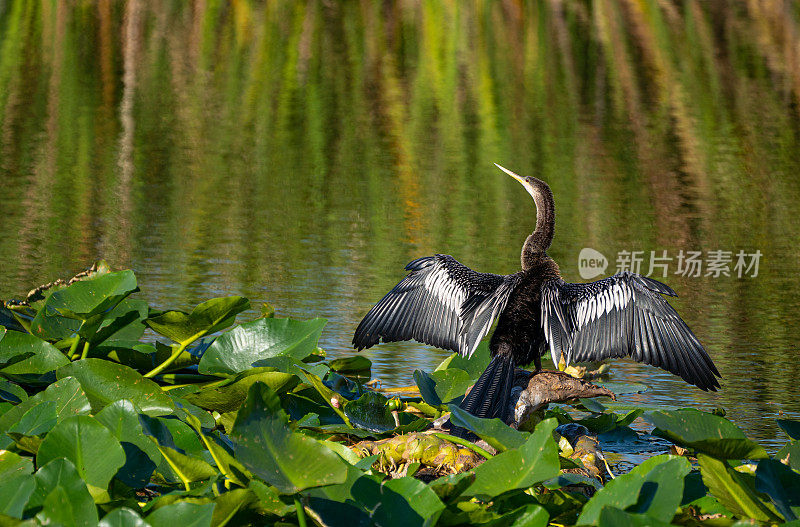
[[353, 164, 721, 429]]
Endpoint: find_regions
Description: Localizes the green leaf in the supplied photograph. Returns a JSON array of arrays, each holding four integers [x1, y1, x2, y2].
[[230, 382, 348, 494], [755, 458, 800, 521], [157, 445, 218, 483], [448, 405, 527, 452], [146, 502, 215, 527], [344, 391, 395, 433], [99, 507, 150, 527], [57, 359, 174, 416], [37, 415, 126, 496], [0, 330, 70, 374], [413, 369, 472, 406], [0, 377, 91, 449], [353, 476, 446, 527], [778, 419, 800, 440], [183, 368, 299, 413], [597, 507, 673, 527], [95, 400, 162, 487], [198, 317, 326, 375], [7, 400, 57, 436], [0, 379, 28, 403], [145, 296, 250, 346], [29, 458, 98, 525], [248, 480, 295, 516], [329, 355, 372, 373], [699, 453, 779, 522], [44, 270, 138, 320], [777, 440, 800, 471], [465, 418, 560, 498], [0, 450, 33, 478], [643, 409, 768, 459], [0, 473, 35, 518], [577, 455, 689, 525], [435, 341, 491, 381]]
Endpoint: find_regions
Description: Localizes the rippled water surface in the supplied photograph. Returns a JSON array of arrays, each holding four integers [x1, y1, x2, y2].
[[2, 1, 800, 451]]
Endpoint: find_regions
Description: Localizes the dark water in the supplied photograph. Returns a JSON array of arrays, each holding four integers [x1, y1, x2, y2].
[[2, 1, 800, 450]]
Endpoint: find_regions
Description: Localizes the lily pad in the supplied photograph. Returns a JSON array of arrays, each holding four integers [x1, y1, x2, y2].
[[329, 355, 372, 373], [755, 458, 800, 521], [37, 415, 126, 497], [30, 458, 99, 526], [57, 359, 174, 416], [184, 368, 299, 413], [435, 340, 491, 381], [414, 369, 472, 407], [145, 296, 250, 346], [644, 409, 768, 459], [230, 382, 347, 494], [43, 270, 138, 320], [344, 391, 395, 433], [0, 330, 70, 374], [98, 507, 149, 527], [577, 455, 690, 525], [465, 418, 560, 498], [199, 317, 326, 375], [146, 502, 215, 527], [448, 405, 527, 452], [778, 419, 800, 440], [95, 400, 162, 487], [699, 453, 779, 522]]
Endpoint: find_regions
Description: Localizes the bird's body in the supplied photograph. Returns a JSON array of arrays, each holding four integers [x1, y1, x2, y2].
[[353, 164, 720, 429]]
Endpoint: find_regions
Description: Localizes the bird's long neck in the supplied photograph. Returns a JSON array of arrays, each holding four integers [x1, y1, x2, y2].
[[521, 178, 555, 270]]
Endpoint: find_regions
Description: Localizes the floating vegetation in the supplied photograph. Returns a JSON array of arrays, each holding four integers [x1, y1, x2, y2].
[[0, 263, 798, 526]]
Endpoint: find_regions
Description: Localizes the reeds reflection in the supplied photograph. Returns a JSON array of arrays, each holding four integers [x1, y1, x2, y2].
[[1, 1, 799, 449]]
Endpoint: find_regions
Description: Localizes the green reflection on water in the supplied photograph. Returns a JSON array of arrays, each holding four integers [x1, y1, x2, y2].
[[1, 1, 799, 448]]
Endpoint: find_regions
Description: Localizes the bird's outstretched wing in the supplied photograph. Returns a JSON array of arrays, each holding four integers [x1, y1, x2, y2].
[[540, 272, 721, 390], [353, 255, 520, 358]]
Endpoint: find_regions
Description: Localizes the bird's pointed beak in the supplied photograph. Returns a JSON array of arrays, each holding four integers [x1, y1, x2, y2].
[[494, 163, 526, 185]]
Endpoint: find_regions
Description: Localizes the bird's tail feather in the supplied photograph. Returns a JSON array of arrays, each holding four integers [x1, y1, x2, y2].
[[451, 355, 516, 438]]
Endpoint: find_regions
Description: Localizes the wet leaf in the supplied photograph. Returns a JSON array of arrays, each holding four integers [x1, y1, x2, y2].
[[198, 317, 326, 375], [465, 418, 560, 498], [145, 296, 249, 346], [230, 382, 347, 494], [57, 359, 174, 416], [644, 409, 768, 459]]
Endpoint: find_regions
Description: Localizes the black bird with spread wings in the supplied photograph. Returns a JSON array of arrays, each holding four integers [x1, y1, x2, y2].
[[353, 164, 720, 430]]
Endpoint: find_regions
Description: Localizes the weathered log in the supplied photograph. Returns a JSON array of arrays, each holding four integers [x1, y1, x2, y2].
[[510, 369, 615, 431]]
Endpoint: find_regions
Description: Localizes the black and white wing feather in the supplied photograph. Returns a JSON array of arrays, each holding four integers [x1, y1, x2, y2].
[[541, 272, 721, 390], [353, 255, 520, 358]]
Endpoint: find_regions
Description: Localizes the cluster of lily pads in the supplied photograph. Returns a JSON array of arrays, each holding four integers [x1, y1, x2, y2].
[[0, 263, 798, 526]]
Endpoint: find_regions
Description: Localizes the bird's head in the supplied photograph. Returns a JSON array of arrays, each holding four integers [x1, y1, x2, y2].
[[494, 163, 551, 201]]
